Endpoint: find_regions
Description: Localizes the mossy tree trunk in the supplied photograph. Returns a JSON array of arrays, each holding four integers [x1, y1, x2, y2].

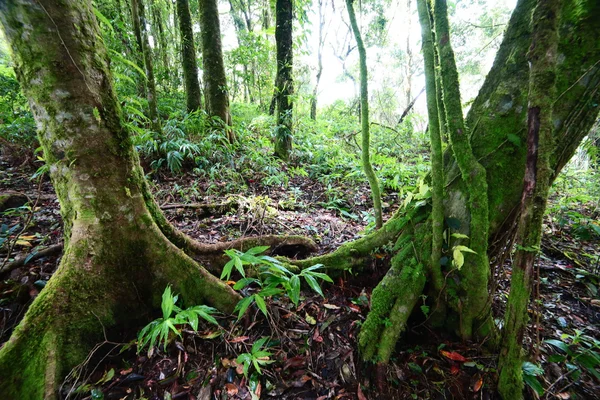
[[416, 0, 444, 299], [291, 0, 600, 381], [176, 0, 202, 112], [274, 0, 293, 160], [131, 0, 161, 134], [498, 0, 561, 398], [346, 0, 383, 229], [310, 0, 326, 120], [199, 0, 234, 142], [0, 1, 240, 398], [433, 0, 494, 341]]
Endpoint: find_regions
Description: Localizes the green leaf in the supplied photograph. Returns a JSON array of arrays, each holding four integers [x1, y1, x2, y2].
[[523, 373, 544, 396], [451, 233, 469, 239], [545, 339, 571, 354], [234, 278, 260, 290], [303, 274, 324, 297], [289, 275, 301, 306], [252, 336, 270, 354], [304, 270, 333, 283], [258, 286, 283, 297], [234, 295, 255, 320], [254, 294, 268, 317], [93, 7, 115, 34], [234, 256, 245, 277], [522, 362, 543, 376], [454, 245, 477, 254], [246, 246, 270, 255], [453, 248, 465, 269], [221, 259, 235, 280], [161, 286, 176, 319], [109, 50, 146, 78], [507, 133, 521, 147]]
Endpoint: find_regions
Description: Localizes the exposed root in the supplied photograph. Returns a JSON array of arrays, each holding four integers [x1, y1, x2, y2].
[[289, 208, 418, 274], [358, 232, 427, 363], [160, 198, 238, 217]]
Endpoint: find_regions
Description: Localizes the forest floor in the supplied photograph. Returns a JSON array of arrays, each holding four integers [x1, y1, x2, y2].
[[1, 157, 599, 400]]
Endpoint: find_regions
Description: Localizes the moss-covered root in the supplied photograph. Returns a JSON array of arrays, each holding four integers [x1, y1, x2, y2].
[[290, 208, 416, 274], [358, 235, 427, 362]]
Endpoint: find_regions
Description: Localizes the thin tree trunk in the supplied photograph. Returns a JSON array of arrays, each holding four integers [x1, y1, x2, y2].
[[310, 0, 326, 120], [416, 0, 444, 298], [433, 0, 493, 340], [498, 0, 560, 397], [346, 0, 383, 229], [274, 0, 294, 159], [199, 0, 234, 141], [152, 0, 171, 87], [0, 1, 239, 398], [176, 0, 202, 112], [131, 0, 161, 133]]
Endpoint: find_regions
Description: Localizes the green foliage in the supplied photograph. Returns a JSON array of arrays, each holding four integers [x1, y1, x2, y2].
[[223, 246, 333, 319], [137, 286, 219, 353], [236, 336, 275, 377], [545, 329, 600, 382], [522, 361, 544, 396]]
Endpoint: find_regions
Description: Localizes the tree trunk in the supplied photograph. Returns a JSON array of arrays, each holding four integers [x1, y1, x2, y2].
[[346, 0, 383, 229], [310, 0, 326, 120], [131, 0, 161, 134], [0, 1, 239, 398], [274, 0, 293, 160], [152, 0, 172, 89], [176, 0, 202, 112], [199, 0, 234, 141], [498, 0, 560, 397]]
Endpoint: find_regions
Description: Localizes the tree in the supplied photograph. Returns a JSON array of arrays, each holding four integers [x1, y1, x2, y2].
[[131, 0, 161, 133], [176, 0, 202, 112], [346, 0, 383, 229], [290, 0, 600, 384], [0, 1, 242, 397], [199, 0, 234, 142], [273, 0, 293, 160]]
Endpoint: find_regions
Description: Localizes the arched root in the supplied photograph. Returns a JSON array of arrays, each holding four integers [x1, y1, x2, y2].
[[142, 180, 317, 272]]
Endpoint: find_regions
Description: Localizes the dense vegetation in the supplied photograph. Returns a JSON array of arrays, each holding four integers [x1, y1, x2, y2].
[[0, 0, 598, 399]]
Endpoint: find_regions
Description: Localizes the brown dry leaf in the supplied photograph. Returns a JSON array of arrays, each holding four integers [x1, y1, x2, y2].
[[225, 383, 238, 396], [229, 336, 249, 343], [472, 376, 483, 392], [357, 384, 367, 400], [556, 393, 570, 399], [323, 304, 340, 310], [221, 358, 232, 368], [440, 350, 467, 362]]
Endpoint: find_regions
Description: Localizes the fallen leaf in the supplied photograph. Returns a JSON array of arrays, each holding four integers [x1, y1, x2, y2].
[[229, 336, 249, 343], [450, 365, 460, 375], [557, 393, 570, 399], [441, 350, 467, 362], [225, 383, 238, 396], [472, 377, 483, 392], [357, 384, 367, 400], [323, 303, 340, 310], [305, 313, 316, 325]]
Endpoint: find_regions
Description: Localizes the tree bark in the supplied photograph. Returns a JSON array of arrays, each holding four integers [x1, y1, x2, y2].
[[273, 0, 293, 160], [0, 1, 239, 398], [176, 0, 202, 112], [199, 0, 234, 141], [131, 0, 161, 134]]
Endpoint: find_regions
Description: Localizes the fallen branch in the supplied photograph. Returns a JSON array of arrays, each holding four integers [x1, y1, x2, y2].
[[0, 243, 63, 277]]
